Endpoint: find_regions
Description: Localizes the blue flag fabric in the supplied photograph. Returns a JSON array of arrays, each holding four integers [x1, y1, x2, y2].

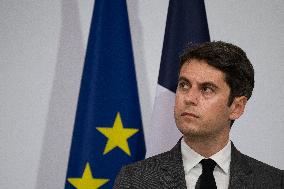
[[158, 0, 210, 92], [65, 0, 145, 188], [147, 0, 210, 157]]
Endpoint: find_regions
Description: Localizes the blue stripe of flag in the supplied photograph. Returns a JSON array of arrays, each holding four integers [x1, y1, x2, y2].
[[158, 0, 210, 92]]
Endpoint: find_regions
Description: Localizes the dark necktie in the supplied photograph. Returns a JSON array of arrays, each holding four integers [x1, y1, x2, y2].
[[197, 159, 217, 189]]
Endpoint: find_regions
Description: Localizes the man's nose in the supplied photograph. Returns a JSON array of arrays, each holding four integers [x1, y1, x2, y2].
[[184, 87, 199, 105]]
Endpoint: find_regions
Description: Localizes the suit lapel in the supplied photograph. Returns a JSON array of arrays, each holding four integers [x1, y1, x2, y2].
[[229, 143, 253, 189], [159, 140, 187, 189]]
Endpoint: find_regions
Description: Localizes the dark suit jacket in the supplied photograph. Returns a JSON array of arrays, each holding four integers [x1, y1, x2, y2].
[[113, 140, 284, 189]]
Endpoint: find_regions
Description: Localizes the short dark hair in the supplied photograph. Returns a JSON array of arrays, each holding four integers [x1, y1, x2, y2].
[[179, 41, 254, 105]]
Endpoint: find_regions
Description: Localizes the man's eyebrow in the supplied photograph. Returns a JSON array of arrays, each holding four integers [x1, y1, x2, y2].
[[178, 76, 189, 82], [200, 82, 219, 89], [178, 77, 220, 90]]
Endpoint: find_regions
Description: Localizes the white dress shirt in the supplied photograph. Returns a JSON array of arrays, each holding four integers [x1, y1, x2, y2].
[[181, 138, 231, 189]]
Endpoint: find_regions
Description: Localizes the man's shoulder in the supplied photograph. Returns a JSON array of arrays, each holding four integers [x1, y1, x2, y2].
[[231, 144, 283, 183], [113, 142, 185, 188], [122, 149, 174, 172], [113, 150, 178, 189], [240, 151, 283, 174], [123, 140, 182, 173]]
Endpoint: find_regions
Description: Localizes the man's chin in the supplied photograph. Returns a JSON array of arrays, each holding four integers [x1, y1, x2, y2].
[[183, 131, 207, 138], [178, 127, 210, 139]]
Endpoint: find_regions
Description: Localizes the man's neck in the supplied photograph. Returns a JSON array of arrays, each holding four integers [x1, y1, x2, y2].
[[183, 134, 229, 158]]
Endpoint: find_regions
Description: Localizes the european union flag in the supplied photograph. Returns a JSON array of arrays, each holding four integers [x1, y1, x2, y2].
[[64, 0, 145, 188]]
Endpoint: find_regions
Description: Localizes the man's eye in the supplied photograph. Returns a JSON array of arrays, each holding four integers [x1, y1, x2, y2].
[[178, 81, 189, 90], [201, 86, 214, 94]]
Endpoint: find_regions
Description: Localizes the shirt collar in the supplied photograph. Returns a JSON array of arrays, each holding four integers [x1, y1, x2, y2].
[[181, 138, 231, 174], [181, 138, 203, 174], [211, 140, 231, 174]]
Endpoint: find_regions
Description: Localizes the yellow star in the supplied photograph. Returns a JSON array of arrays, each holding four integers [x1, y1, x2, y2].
[[96, 112, 139, 156], [67, 162, 109, 189]]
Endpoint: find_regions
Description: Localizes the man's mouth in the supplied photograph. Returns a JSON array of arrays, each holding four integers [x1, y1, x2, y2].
[[181, 112, 200, 118]]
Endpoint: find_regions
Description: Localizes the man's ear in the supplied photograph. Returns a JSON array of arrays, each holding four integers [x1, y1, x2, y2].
[[229, 96, 248, 120]]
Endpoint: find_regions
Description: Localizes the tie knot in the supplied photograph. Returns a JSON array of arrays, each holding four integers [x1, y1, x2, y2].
[[200, 159, 216, 172]]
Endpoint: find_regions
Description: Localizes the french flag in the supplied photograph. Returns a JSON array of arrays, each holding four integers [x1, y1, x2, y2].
[[147, 0, 210, 157]]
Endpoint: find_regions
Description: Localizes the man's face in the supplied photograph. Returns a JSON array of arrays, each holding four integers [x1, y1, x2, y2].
[[174, 59, 234, 139]]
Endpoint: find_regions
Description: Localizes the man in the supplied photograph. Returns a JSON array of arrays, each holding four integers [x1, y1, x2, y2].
[[113, 41, 284, 188]]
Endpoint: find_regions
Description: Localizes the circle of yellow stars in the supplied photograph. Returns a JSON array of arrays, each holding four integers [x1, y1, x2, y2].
[[67, 112, 139, 188]]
